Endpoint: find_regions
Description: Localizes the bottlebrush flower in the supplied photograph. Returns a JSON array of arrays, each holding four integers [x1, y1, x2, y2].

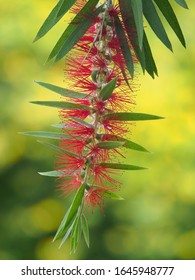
[[58, 173, 82, 195], [56, 152, 85, 176], [46, 2, 143, 253], [29, 0, 186, 252], [84, 187, 106, 213], [90, 164, 120, 187]]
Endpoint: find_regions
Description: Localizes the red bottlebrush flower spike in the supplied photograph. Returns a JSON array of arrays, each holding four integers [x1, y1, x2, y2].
[[31, 0, 170, 252], [55, 1, 137, 238]]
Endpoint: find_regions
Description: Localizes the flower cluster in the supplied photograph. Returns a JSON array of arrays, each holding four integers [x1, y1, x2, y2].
[[56, 0, 137, 212]]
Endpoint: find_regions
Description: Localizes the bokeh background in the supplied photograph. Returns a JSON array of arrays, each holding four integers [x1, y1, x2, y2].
[[0, 0, 195, 260]]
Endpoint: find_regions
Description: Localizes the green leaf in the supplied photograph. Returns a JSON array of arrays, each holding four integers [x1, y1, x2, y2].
[[114, 16, 134, 78], [70, 117, 93, 128], [81, 214, 89, 248], [37, 141, 79, 158], [104, 112, 163, 121], [100, 163, 146, 170], [104, 191, 124, 200], [38, 170, 64, 177], [96, 141, 125, 149], [143, 31, 158, 77], [33, 0, 77, 42], [19, 131, 71, 140], [118, 0, 157, 78], [59, 224, 73, 248], [70, 216, 81, 253], [131, 0, 143, 49], [99, 78, 117, 101], [54, 182, 86, 241], [154, 0, 186, 47], [98, 134, 149, 153], [142, 0, 172, 51], [35, 81, 87, 99], [56, 0, 78, 17], [30, 101, 91, 111], [48, 0, 101, 62], [175, 0, 188, 9], [118, 0, 146, 74]]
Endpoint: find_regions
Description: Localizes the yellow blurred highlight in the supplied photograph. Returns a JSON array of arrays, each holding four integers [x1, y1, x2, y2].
[[29, 199, 65, 232], [35, 237, 77, 260]]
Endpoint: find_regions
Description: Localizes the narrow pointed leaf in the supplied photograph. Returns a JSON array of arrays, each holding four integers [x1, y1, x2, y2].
[[143, 31, 158, 77], [30, 101, 91, 110], [35, 81, 87, 99], [70, 216, 81, 253], [38, 170, 64, 177], [48, 0, 98, 60], [175, 0, 188, 9], [51, 124, 68, 129], [98, 134, 149, 152], [118, 0, 146, 74], [33, 0, 77, 42], [37, 141, 79, 158], [154, 0, 186, 47], [54, 182, 86, 241], [119, 0, 157, 78], [100, 163, 146, 170], [59, 225, 73, 249], [114, 16, 134, 78], [19, 131, 71, 139], [99, 78, 117, 101], [142, 0, 172, 51], [48, 0, 101, 62], [70, 117, 93, 128], [104, 112, 163, 121], [104, 191, 124, 200], [131, 0, 143, 49], [56, 4, 102, 62], [96, 141, 125, 149], [81, 214, 89, 248], [56, 0, 78, 18]]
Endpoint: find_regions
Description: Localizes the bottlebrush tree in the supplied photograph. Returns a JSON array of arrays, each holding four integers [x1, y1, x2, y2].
[[22, 0, 188, 252]]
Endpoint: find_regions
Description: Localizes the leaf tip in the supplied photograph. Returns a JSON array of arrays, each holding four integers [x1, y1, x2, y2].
[[33, 35, 39, 43]]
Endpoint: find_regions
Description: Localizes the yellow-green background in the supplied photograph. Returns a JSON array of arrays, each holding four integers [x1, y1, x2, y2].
[[0, 0, 194, 260]]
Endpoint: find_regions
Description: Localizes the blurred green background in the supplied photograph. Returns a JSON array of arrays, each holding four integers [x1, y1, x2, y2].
[[0, 0, 195, 260]]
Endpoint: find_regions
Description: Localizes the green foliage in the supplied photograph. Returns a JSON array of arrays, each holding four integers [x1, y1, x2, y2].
[[99, 163, 146, 170], [19, 131, 71, 139], [38, 170, 64, 177], [104, 191, 124, 200], [30, 101, 92, 110], [33, 0, 187, 77], [38, 141, 79, 158], [99, 78, 117, 101], [143, 0, 173, 51], [48, 0, 102, 62], [54, 183, 86, 242], [34, 0, 78, 42], [35, 81, 87, 99], [114, 15, 134, 78], [154, 0, 186, 47], [130, 0, 144, 49], [104, 112, 163, 121], [175, 0, 189, 9], [97, 134, 149, 152], [81, 214, 90, 248], [96, 141, 125, 149]]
